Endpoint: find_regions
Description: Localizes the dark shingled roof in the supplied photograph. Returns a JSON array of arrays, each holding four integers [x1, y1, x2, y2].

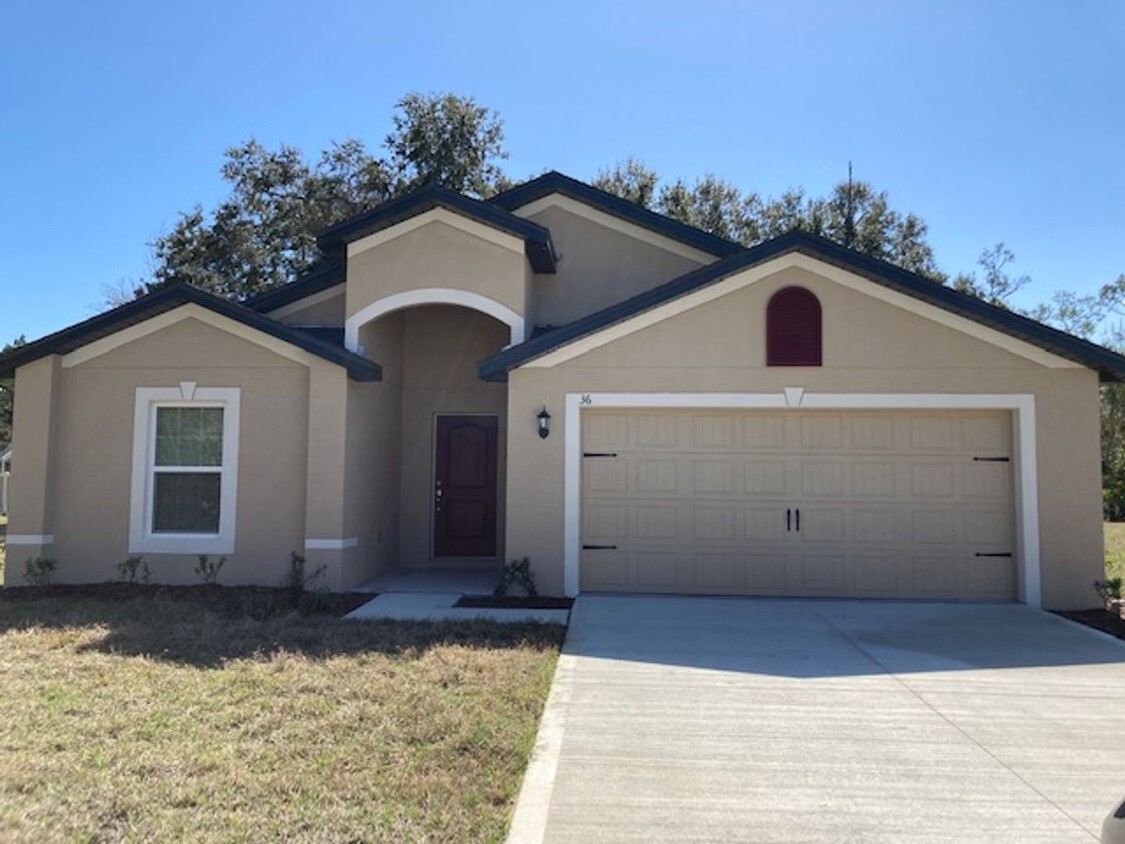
[[245, 261, 345, 313], [488, 171, 744, 259], [0, 283, 381, 381], [479, 230, 1125, 383], [317, 184, 557, 273]]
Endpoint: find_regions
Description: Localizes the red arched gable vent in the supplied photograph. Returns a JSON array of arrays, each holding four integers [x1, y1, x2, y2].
[[767, 287, 822, 366]]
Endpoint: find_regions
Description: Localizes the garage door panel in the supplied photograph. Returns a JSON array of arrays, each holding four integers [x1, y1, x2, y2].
[[853, 509, 897, 544], [634, 549, 680, 588], [800, 462, 845, 496], [800, 555, 848, 591], [743, 415, 786, 450], [692, 552, 738, 589], [744, 507, 789, 541], [797, 507, 845, 542], [580, 549, 630, 590], [580, 409, 1015, 600], [636, 459, 678, 493], [911, 462, 957, 498], [584, 459, 628, 493], [744, 461, 787, 495], [584, 503, 629, 540], [692, 461, 736, 494], [852, 462, 898, 497], [584, 414, 630, 450], [693, 506, 737, 541], [964, 463, 1012, 499], [744, 554, 788, 590]]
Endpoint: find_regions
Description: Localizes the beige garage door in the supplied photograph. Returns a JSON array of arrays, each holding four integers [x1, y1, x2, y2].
[[580, 409, 1016, 600]]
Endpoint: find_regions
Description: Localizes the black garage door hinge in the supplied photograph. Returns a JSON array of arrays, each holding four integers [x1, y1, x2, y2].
[[975, 552, 1013, 558], [973, 456, 1011, 462], [582, 544, 618, 550], [583, 452, 618, 458]]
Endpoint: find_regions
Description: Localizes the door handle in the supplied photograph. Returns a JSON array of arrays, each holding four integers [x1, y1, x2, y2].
[[795, 508, 800, 532], [786, 508, 791, 532]]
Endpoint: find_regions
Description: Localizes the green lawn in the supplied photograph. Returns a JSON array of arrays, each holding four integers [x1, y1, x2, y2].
[[1105, 522, 1125, 581], [0, 594, 563, 843]]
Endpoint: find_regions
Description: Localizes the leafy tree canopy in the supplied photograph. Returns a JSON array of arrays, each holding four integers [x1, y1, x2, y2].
[[133, 92, 509, 302], [0, 336, 27, 447], [593, 159, 940, 277]]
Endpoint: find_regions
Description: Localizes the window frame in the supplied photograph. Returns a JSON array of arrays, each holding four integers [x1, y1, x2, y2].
[[129, 386, 240, 555]]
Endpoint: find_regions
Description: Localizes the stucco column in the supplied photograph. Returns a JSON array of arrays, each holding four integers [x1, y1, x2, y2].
[[7, 355, 61, 574], [303, 363, 352, 591]]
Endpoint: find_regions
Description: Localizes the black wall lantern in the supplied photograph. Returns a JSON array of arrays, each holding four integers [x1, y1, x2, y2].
[[537, 407, 551, 439]]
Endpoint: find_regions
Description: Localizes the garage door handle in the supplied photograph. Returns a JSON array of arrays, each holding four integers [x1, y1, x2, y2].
[[975, 552, 1012, 557], [795, 508, 800, 532], [583, 544, 618, 550], [786, 508, 791, 531]]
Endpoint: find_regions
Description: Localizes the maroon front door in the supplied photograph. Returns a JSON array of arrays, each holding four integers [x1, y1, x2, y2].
[[434, 415, 498, 557]]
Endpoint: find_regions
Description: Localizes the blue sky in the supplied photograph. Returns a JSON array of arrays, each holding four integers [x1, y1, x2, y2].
[[2, 0, 1123, 344]]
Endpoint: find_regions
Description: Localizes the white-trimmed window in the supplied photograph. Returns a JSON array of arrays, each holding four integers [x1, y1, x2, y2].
[[130, 385, 240, 554]]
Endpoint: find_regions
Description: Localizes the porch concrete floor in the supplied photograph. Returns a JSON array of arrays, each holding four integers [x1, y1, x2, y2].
[[347, 566, 569, 624], [354, 566, 500, 594]]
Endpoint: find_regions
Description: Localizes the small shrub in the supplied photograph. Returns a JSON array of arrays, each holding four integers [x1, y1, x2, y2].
[[23, 557, 57, 587], [284, 552, 326, 600], [116, 555, 150, 584], [494, 557, 538, 598], [299, 587, 336, 616], [1094, 577, 1123, 610], [194, 555, 226, 585]]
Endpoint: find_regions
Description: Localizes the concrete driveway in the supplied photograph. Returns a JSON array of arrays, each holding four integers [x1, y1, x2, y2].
[[509, 596, 1125, 843]]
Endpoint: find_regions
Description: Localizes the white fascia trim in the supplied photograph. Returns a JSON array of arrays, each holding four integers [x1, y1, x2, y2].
[[526, 253, 1080, 371], [61, 304, 322, 370], [6, 534, 54, 545], [345, 208, 525, 259], [512, 194, 719, 265], [265, 284, 345, 320], [345, 288, 525, 352], [304, 537, 359, 550], [562, 391, 1041, 608], [129, 386, 241, 556]]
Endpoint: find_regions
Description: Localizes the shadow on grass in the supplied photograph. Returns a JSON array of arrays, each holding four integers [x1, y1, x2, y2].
[[0, 588, 566, 669]]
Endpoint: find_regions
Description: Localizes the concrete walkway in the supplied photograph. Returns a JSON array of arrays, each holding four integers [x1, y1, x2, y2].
[[346, 591, 568, 624], [509, 596, 1125, 843]]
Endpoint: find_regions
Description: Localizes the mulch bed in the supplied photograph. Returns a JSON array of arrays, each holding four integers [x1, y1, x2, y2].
[[1054, 608, 1125, 641], [455, 595, 574, 610], [0, 582, 373, 619]]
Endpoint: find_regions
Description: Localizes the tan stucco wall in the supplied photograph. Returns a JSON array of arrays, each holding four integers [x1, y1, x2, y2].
[[504, 265, 1104, 609], [395, 306, 508, 568], [522, 205, 711, 326], [346, 219, 528, 324], [271, 288, 345, 326], [25, 318, 313, 587]]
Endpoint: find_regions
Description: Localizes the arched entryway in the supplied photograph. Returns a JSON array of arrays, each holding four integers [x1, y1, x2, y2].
[[352, 298, 511, 570]]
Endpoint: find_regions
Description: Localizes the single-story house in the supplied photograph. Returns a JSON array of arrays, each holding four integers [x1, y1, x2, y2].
[[2, 172, 1122, 608]]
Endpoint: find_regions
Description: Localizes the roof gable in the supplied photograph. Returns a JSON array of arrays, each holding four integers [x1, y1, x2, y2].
[[488, 171, 744, 260], [316, 184, 557, 273], [479, 231, 1125, 383], [0, 284, 380, 381]]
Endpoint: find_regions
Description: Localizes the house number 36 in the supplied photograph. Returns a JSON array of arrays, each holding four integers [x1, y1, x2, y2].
[[580, 394, 593, 405]]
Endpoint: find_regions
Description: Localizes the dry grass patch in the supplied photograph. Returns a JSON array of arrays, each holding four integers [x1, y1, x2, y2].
[[0, 594, 563, 843]]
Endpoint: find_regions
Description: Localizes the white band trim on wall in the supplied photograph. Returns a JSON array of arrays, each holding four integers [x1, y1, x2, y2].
[[563, 391, 1041, 607], [345, 288, 526, 353], [304, 537, 359, 550], [6, 534, 55, 545]]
